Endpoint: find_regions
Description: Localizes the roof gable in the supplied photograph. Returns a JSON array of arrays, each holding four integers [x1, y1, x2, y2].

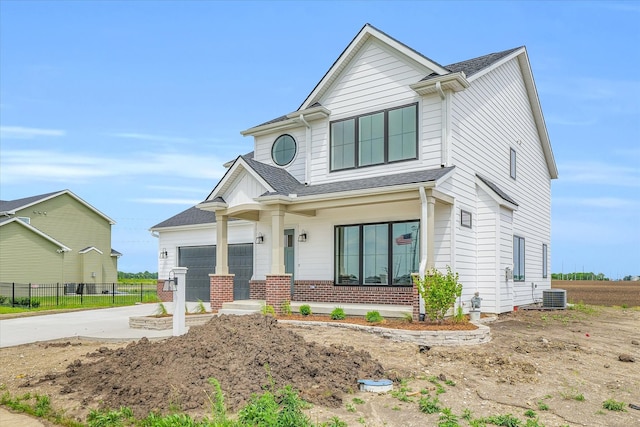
[[0, 190, 117, 224], [299, 23, 450, 110], [204, 156, 278, 205], [0, 217, 71, 251]]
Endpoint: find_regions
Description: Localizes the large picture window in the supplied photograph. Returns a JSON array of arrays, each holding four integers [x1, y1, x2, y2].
[[335, 221, 419, 285], [330, 103, 417, 171], [513, 235, 525, 281]]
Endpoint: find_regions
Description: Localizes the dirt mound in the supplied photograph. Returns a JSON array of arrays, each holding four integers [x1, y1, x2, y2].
[[36, 314, 385, 417]]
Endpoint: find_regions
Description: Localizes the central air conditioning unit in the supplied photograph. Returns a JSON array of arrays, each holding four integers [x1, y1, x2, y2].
[[542, 289, 566, 309]]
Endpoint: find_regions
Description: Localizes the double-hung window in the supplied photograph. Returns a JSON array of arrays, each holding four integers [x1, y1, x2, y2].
[[335, 221, 419, 285], [330, 103, 417, 171], [513, 235, 525, 281]]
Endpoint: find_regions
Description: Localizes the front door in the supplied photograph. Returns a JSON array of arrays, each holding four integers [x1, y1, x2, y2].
[[284, 229, 295, 297]]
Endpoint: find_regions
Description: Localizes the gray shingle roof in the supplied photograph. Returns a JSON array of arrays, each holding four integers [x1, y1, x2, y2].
[[476, 175, 519, 206], [0, 190, 63, 213], [240, 154, 454, 198], [438, 46, 522, 78], [151, 206, 217, 229]]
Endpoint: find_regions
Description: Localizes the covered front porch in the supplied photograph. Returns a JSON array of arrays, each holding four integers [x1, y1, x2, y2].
[[197, 157, 456, 320]]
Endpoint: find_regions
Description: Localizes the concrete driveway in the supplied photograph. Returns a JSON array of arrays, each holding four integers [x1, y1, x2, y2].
[[0, 302, 207, 348]]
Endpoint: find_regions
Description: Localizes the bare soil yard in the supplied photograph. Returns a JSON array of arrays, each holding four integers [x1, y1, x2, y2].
[[1, 305, 639, 426], [553, 280, 640, 307]]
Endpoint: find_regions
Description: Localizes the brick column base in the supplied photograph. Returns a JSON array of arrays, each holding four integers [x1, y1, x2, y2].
[[210, 274, 235, 312], [156, 280, 174, 302], [265, 274, 291, 315]]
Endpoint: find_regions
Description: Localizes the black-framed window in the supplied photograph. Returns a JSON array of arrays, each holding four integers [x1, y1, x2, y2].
[[330, 103, 417, 171], [335, 220, 419, 285], [510, 148, 517, 179], [461, 210, 472, 228], [513, 235, 525, 281], [272, 134, 297, 166], [542, 243, 548, 278]]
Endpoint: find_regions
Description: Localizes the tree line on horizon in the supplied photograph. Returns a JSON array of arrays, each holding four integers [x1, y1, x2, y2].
[[117, 271, 158, 280], [552, 272, 639, 281]]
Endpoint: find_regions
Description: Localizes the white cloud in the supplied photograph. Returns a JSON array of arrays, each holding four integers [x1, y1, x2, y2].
[[129, 198, 203, 205], [559, 161, 640, 187], [111, 132, 191, 144], [0, 126, 66, 139], [0, 149, 224, 183], [145, 185, 209, 194], [553, 196, 640, 209]]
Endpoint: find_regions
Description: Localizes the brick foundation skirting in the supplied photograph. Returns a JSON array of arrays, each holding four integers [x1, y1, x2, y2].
[[250, 278, 420, 320]]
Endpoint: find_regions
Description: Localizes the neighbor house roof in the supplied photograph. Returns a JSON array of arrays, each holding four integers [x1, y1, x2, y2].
[[0, 190, 116, 224]]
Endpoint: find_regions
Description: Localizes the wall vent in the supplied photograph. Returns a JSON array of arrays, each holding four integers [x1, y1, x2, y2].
[[542, 289, 566, 309]]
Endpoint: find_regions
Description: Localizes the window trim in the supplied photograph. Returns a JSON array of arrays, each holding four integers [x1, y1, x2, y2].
[[329, 102, 418, 171], [460, 210, 472, 228], [271, 134, 297, 166], [513, 235, 525, 282], [542, 243, 548, 278], [510, 147, 517, 179], [334, 219, 419, 286]]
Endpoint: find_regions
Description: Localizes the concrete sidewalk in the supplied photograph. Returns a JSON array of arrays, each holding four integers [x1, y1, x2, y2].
[[0, 302, 207, 348]]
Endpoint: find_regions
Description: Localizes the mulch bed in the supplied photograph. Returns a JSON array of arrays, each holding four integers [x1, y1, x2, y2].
[[277, 314, 478, 331]]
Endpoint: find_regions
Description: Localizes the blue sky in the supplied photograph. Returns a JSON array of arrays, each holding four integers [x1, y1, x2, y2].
[[1, 1, 638, 278]]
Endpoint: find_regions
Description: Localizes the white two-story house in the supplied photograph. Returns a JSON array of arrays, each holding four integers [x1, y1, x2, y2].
[[153, 24, 557, 316]]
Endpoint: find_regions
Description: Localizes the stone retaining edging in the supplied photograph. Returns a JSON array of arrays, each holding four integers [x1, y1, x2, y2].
[[129, 314, 214, 330], [278, 319, 491, 346]]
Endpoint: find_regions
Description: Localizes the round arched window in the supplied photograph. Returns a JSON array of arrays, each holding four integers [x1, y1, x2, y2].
[[271, 134, 297, 166]]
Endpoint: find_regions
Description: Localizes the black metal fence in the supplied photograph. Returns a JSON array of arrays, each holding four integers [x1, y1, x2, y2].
[[0, 282, 157, 308]]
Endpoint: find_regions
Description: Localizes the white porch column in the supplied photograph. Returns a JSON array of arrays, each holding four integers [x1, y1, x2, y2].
[[418, 187, 436, 276], [215, 214, 229, 274], [171, 267, 188, 336], [270, 207, 285, 274]]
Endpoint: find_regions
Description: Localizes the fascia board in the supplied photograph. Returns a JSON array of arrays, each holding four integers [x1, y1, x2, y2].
[[2, 217, 71, 251], [475, 177, 519, 211], [300, 25, 450, 110], [150, 223, 216, 233], [241, 106, 331, 137], [204, 157, 275, 203], [410, 72, 470, 95]]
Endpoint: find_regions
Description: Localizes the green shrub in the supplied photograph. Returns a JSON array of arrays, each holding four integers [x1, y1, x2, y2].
[[299, 304, 312, 316], [330, 307, 346, 320], [365, 310, 383, 323], [413, 266, 462, 323], [193, 300, 207, 314], [0, 295, 7, 304]]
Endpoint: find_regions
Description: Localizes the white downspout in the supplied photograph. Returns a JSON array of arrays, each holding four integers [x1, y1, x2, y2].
[[436, 82, 448, 167], [418, 187, 428, 277], [299, 114, 311, 185]]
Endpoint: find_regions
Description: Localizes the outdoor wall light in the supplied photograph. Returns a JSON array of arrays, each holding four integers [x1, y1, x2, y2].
[[159, 248, 168, 259], [162, 274, 178, 292], [297, 230, 308, 242], [255, 232, 264, 244]]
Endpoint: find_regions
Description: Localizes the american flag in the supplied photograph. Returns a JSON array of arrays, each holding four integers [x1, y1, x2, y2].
[[395, 233, 413, 245]]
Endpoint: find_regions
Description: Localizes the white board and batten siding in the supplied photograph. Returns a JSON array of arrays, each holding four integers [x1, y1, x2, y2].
[[156, 222, 254, 280], [222, 171, 269, 208], [450, 56, 552, 312]]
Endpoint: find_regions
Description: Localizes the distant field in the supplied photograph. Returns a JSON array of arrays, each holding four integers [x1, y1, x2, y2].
[[552, 280, 640, 307]]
